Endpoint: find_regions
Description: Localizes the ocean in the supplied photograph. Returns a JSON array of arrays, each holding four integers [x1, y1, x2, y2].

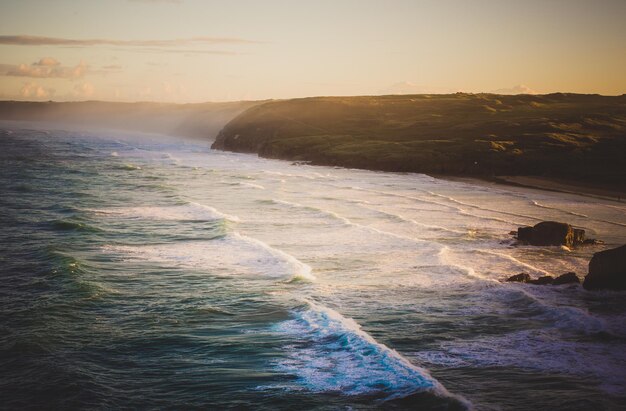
[[1, 123, 625, 410]]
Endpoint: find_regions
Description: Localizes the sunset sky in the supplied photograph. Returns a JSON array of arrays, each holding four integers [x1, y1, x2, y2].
[[0, 0, 624, 103]]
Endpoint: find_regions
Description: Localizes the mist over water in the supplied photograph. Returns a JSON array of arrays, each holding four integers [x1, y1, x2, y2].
[[1, 123, 625, 410]]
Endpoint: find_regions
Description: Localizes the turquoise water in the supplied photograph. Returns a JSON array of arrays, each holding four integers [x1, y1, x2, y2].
[[1, 123, 625, 410]]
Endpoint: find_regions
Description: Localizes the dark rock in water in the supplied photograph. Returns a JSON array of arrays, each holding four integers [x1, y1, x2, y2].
[[517, 221, 585, 247], [507, 272, 579, 286], [517, 226, 534, 242], [506, 273, 531, 283], [553, 272, 580, 285], [583, 238, 605, 245], [529, 275, 554, 285], [583, 245, 626, 290]]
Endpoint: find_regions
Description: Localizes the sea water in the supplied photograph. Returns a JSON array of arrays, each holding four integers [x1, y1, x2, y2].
[[1, 123, 625, 410]]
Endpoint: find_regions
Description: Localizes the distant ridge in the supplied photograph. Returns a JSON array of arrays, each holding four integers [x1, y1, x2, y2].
[[0, 100, 263, 140]]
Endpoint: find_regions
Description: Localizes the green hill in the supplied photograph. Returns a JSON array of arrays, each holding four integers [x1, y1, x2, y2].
[[212, 93, 626, 189]]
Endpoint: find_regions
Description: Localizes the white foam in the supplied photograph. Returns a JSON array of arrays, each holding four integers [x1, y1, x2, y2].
[[239, 182, 265, 190], [101, 231, 314, 282], [412, 329, 626, 396], [273, 301, 461, 401], [86, 202, 240, 222], [272, 199, 352, 225], [232, 233, 315, 282]]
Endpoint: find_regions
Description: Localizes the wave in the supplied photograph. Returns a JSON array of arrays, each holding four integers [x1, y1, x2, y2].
[[412, 329, 626, 396], [531, 200, 589, 218], [435, 246, 497, 282], [232, 233, 315, 282], [272, 301, 465, 404], [270, 199, 449, 250], [487, 284, 613, 336], [358, 205, 467, 235], [116, 164, 142, 171], [50, 218, 102, 233], [472, 249, 552, 277], [85, 202, 240, 223], [531, 200, 626, 228], [271, 199, 352, 225], [239, 182, 265, 190], [328, 184, 528, 226], [101, 231, 315, 282], [426, 191, 541, 223]]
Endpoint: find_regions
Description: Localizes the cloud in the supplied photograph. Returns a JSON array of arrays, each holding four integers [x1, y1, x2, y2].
[[0, 35, 259, 47], [102, 64, 122, 70], [490, 84, 538, 95], [111, 47, 238, 55], [34, 57, 60, 66], [0, 59, 88, 79], [73, 81, 95, 98], [20, 82, 55, 99]]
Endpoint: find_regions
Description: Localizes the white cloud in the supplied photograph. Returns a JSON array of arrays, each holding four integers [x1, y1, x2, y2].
[[0, 35, 258, 47], [73, 81, 95, 98], [0, 59, 88, 79], [20, 82, 55, 99], [490, 84, 538, 95], [34, 57, 60, 67]]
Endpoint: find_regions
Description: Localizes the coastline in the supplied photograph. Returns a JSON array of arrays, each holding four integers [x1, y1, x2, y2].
[[212, 142, 626, 203], [432, 174, 626, 203]]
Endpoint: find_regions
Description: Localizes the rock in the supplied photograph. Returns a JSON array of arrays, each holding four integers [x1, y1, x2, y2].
[[583, 245, 626, 290], [517, 226, 534, 242], [553, 272, 580, 285], [573, 229, 585, 245], [583, 238, 605, 245], [529, 275, 554, 285], [516, 221, 585, 247], [506, 273, 531, 283]]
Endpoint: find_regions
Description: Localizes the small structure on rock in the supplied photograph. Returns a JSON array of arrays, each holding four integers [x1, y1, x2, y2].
[[583, 245, 626, 290]]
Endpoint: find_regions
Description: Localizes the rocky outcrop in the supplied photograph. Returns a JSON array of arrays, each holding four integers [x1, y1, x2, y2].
[[506, 273, 531, 283], [517, 221, 585, 247], [504, 272, 580, 285], [552, 272, 580, 285], [528, 275, 554, 285], [583, 245, 626, 290]]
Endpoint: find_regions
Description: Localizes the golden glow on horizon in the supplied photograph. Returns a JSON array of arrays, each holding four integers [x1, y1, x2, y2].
[[0, 0, 625, 102]]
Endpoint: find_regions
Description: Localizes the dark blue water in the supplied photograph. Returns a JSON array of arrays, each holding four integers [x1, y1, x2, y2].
[[1, 125, 625, 410]]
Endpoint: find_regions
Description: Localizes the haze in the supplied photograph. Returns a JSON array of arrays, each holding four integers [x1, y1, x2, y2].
[[0, 0, 625, 103]]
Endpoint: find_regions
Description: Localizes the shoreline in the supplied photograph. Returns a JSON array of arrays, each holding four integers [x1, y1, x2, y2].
[[431, 174, 626, 203], [213, 144, 626, 203]]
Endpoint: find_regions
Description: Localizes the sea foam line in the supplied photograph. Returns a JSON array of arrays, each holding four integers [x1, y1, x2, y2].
[[232, 232, 316, 282], [273, 300, 467, 404], [84, 202, 240, 223]]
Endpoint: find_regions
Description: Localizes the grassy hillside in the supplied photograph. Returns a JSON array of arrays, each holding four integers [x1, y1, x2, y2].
[[0, 100, 262, 140], [212, 93, 626, 188]]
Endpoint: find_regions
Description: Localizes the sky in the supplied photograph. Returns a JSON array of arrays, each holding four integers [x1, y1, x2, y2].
[[0, 0, 624, 103]]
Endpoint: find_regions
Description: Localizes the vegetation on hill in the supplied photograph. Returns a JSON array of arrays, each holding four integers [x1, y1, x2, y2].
[[212, 93, 626, 188]]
